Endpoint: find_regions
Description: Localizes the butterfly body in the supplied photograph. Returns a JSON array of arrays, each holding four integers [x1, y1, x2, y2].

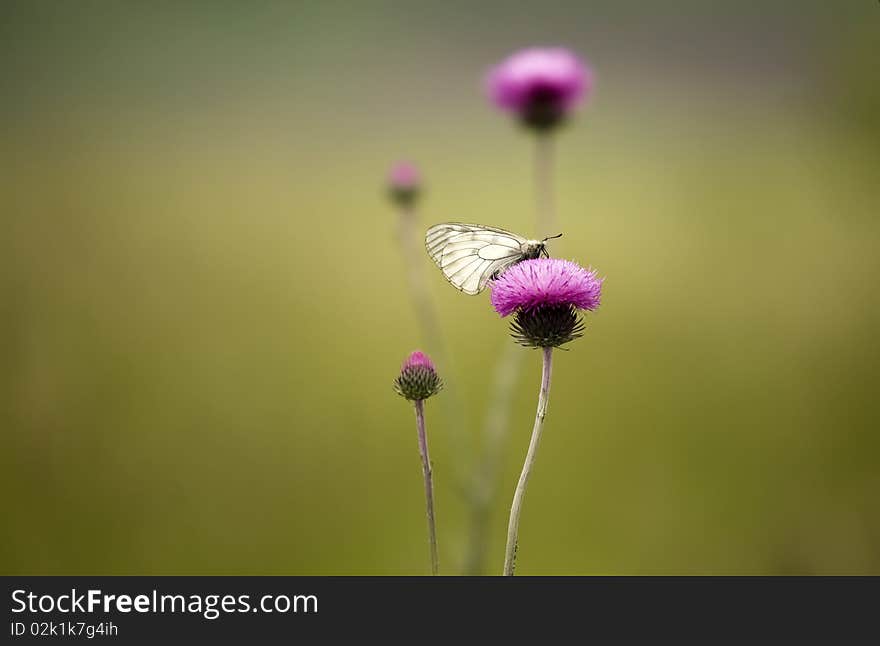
[[425, 222, 558, 295]]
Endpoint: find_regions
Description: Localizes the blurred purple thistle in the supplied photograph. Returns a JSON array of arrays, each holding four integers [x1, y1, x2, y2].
[[386, 161, 437, 348], [387, 161, 422, 207], [486, 47, 593, 131], [387, 161, 471, 511], [486, 46, 593, 237]]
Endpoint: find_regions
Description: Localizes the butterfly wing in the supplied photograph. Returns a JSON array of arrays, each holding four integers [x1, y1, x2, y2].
[[425, 223, 527, 295]]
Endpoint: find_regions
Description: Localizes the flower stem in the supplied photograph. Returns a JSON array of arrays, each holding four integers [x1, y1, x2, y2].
[[398, 203, 445, 355], [463, 342, 523, 574], [397, 203, 470, 492], [414, 399, 439, 575], [535, 133, 555, 238], [503, 346, 553, 576], [463, 133, 558, 574]]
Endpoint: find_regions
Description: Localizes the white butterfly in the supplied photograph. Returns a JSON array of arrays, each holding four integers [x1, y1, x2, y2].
[[425, 222, 562, 295]]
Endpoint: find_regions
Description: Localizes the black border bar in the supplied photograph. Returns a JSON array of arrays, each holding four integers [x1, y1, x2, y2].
[[4, 576, 877, 642]]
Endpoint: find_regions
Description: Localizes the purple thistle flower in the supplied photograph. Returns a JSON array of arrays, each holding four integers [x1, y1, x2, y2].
[[490, 258, 602, 316], [387, 161, 422, 206], [394, 350, 443, 401], [497, 262, 603, 571], [486, 47, 593, 130], [490, 259, 602, 348]]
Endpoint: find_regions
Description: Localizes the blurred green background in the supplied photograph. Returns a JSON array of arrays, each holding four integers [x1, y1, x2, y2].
[[2, 1, 878, 575]]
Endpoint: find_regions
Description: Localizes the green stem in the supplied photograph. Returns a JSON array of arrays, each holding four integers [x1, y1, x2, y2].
[[397, 203, 470, 496], [503, 346, 553, 576], [463, 132, 558, 574], [463, 342, 522, 574], [535, 133, 555, 238], [398, 203, 445, 357], [414, 399, 439, 575]]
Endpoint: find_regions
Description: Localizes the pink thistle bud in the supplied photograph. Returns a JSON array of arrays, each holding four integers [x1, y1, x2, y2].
[[387, 161, 422, 206], [394, 350, 443, 401]]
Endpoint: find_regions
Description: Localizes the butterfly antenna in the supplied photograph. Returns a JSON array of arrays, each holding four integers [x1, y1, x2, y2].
[[543, 233, 563, 242]]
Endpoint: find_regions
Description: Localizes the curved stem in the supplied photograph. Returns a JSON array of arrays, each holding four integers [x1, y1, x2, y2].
[[414, 399, 439, 575], [398, 205, 470, 493], [463, 342, 523, 574], [463, 133, 559, 574], [398, 205, 445, 355], [503, 346, 553, 576]]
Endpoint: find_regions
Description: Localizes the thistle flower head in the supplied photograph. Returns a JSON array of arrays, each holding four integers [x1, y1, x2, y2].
[[490, 258, 602, 348], [486, 47, 593, 131], [387, 161, 422, 206], [394, 350, 443, 401], [491, 258, 602, 316]]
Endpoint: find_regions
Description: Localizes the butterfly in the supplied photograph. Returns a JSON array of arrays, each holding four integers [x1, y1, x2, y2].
[[425, 222, 562, 295]]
